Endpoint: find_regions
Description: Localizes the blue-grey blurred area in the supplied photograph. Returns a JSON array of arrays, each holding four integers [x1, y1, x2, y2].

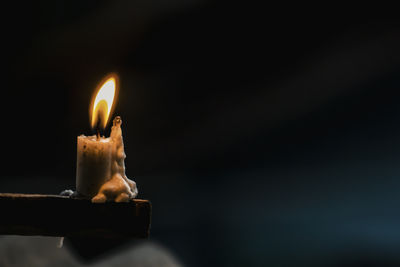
[[0, 236, 182, 267], [2, 1, 400, 266]]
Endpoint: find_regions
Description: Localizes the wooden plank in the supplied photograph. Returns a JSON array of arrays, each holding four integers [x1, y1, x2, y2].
[[0, 193, 151, 239]]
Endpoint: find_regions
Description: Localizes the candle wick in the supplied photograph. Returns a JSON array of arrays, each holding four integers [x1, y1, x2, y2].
[[96, 129, 100, 141]]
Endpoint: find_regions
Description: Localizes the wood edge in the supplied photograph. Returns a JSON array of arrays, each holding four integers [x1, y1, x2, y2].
[[0, 193, 150, 203]]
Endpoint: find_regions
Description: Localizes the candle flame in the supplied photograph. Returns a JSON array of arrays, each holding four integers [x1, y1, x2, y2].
[[90, 74, 118, 129]]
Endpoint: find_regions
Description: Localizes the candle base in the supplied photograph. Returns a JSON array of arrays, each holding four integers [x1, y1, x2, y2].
[[92, 174, 138, 203]]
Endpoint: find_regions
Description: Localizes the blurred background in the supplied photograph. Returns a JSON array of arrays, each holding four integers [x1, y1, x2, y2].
[[2, 1, 400, 266]]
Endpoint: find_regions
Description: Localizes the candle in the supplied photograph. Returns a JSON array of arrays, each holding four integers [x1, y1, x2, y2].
[[76, 74, 138, 203], [76, 135, 112, 198]]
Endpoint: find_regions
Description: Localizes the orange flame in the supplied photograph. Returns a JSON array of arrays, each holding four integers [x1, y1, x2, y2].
[[90, 74, 118, 129]]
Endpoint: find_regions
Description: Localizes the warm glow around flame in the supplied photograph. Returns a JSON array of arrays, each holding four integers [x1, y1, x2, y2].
[[91, 74, 118, 129]]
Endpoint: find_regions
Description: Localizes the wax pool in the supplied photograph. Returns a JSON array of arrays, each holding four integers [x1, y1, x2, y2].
[[76, 116, 138, 203]]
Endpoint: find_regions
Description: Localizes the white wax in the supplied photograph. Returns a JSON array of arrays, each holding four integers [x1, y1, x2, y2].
[[76, 116, 138, 203], [76, 135, 112, 198]]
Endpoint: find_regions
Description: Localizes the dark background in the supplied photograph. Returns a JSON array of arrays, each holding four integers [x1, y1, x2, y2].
[[2, 1, 400, 266]]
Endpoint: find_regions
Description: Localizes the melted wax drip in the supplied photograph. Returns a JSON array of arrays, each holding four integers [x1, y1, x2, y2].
[[92, 116, 138, 203]]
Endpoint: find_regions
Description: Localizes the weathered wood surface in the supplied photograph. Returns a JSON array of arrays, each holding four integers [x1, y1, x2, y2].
[[0, 193, 151, 239]]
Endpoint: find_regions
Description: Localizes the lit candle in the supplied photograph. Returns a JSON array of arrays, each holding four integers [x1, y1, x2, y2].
[[76, 74, 138, 203]]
